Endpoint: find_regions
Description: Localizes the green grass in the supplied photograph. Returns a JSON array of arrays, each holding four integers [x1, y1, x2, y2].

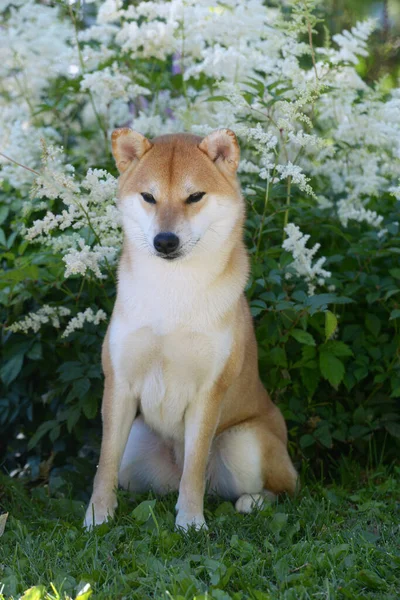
[[0, 465, 399, 600]]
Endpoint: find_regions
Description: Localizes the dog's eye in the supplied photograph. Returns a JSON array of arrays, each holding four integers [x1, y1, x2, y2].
[[141, 192, 156, 204], [186, 192, 206, 204]]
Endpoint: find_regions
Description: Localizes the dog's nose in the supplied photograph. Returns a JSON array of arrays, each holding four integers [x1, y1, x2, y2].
[[153, 232, 180, 255]]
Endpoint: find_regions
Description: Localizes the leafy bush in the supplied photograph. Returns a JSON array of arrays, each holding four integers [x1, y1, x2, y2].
[[1, 0, 399, 482]]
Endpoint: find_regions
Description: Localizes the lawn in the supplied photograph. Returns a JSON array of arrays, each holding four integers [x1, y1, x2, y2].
[[1, 464, 399, 599]]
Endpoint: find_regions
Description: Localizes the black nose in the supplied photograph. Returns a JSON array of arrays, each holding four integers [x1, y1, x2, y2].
[[153, 232, 180, 255]]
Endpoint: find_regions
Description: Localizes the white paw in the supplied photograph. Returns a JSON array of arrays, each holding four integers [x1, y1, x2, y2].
[[83, 497, 117, 530], [175, 511, 208, 532], [235, 491, 276, 514]]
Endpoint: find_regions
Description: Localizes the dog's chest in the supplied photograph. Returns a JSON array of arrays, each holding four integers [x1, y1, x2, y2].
[[110, 317, 232, 441]]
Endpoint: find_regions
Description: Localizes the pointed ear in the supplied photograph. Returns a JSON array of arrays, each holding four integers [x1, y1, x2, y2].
[[198, 128, 240, 174], [111, 128, 153, 173]]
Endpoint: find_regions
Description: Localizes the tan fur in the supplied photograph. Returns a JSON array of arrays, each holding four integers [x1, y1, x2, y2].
[[84, 128, 298, 531]]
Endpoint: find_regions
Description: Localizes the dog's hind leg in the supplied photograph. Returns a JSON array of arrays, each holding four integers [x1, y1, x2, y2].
[[208, 417, 298, 511], [118, 416, 181, 495]]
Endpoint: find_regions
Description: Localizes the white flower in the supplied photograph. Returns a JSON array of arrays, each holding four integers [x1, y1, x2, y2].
[[276, 162, 315, 197], [24, 148, 121, 280], [389, 183, 400, 200], [337, 198, 384, 229], [282, 224, 331, 295], [0, 0, 74, 102], [8, 306, 71, 334], [80, 66, 150, 111], [2, 0, 400, 329], [331, 19, 375, 65], [63, 242, 117, 279], [62, 308, 108, 338]]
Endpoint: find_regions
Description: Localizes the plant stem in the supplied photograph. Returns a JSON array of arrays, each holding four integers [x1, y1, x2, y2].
[[305, 10, 319, 82], [283, 175, 292, 239], [255, 177, 271, 260], [0, 152, 40, 176], [68, 2, 109, 155]]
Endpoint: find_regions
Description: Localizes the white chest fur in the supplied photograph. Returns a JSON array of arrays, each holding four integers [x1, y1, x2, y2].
[[108, 253, 236, 441]]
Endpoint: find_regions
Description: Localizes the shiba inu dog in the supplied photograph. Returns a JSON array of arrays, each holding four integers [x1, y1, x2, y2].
[[84, 128, 298, 531]]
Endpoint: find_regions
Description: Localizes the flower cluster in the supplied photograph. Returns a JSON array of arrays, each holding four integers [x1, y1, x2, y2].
[[24, 145, 121, 279], [282, 224, 331, 296], [8, 306, 71, 335], [0, 1, 73, 186], [62, 308, 108, 338], [1, 0, 397, 333]]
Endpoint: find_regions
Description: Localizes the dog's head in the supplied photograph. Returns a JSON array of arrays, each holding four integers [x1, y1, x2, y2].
[[112, 128, 243, 261]]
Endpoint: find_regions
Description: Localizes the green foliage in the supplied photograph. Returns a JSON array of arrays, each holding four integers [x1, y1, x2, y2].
[[1, 0, 399, 483], [1, 195, 106, 476], [2, 164, 399, 482]]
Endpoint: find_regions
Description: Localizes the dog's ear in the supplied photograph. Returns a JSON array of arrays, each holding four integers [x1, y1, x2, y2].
[[111, 128, 153, 173], [198, 129, 240, 174]]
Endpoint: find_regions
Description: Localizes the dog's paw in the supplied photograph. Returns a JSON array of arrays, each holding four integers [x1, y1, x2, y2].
[[83, 497, 117, 530], [235, 491, 276, 514], [175, 511, 208, 532]]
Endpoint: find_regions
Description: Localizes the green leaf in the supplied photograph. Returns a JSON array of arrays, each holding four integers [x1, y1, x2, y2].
[[325, 311, 337, 341], [385, 422, 400, 439], [385, 288, 400, 300], [58, 362, 85, 382], [300, 434, 315, 449], [290, 329, 316, 346], [306, 294, 353, 311], [82, 395, 98, 419], [27, 342, 42, 360], [349, 425, 370, 439], [356, 569, 385, 590], [49, 424, 60, 442], [67, 406, 81, 433], [389, 309, 400, 320], [365, 313, 381, 337], [0, 206, 9, 225], [319, 352, 345, 389], [72, 378, 91, 398], [132, 500, 157, 524], [300, 367, 320, 397], [314, 426, 333, 448], [301, 345, 317, 362], [389, 268, 400, 280], [0, 353, 24, 386], [2, 265, 39, 282], [76, 583, 93, 600], [0, 512, 8, 537], [20, 587, 46, 600], [206, 95, 229, 102], [324, 341, 353, 357], [268, 347, 287, 367], [269, 513, 288, 538], [353, 406, 366, 424], [28, 420, 58, 450]]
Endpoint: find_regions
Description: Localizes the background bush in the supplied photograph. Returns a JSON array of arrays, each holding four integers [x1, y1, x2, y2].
[[1, 0, 399, 491]]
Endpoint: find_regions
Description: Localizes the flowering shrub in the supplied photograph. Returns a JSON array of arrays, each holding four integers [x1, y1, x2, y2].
[[1, 0, 399, 479]]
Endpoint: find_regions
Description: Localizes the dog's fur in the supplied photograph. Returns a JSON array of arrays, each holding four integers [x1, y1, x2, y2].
[[84, 128, 298, 530]]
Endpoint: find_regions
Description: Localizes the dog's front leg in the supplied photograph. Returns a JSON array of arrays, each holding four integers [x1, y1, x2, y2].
[[175, 387, 222, 531], [84, 377, 137, 528]]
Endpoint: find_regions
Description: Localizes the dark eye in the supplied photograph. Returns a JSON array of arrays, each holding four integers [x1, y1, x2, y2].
[[141, 192, 156, 204], [186, 192, 206, 204]]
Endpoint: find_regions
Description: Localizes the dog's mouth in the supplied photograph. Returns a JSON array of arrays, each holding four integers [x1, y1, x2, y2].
[[157, 252, 182, 261]]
